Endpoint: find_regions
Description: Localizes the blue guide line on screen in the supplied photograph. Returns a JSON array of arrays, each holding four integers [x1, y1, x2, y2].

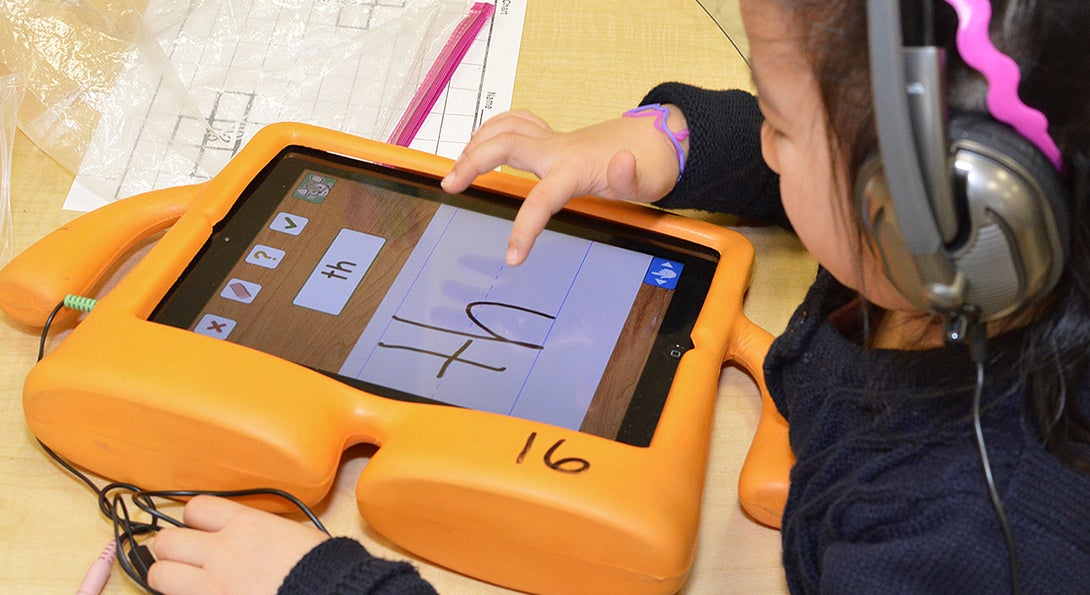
[[644, 257, 683, 290]]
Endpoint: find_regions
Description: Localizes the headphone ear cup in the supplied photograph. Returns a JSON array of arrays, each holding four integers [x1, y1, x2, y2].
[[944, 114, 1069, 320], [946, 114, 1071, 246], [855, 114, 1069, 321]]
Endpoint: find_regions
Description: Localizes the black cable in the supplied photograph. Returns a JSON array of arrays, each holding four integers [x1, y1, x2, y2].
[[968, 326, 1022, 595], [35, 298, 331, 593], [37, 300, 65, 361], [692, 0, 750, 69], [110, 494, 159, 593], [128, 488, 330, 534], [39, 438, 333, 591]]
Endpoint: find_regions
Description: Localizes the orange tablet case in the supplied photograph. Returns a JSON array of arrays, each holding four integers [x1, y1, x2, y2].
[[0, 123, 792, 594]]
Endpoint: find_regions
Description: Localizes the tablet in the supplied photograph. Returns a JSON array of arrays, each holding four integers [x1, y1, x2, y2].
[[151, 147, 718, 447], [1, 123, 789, 595]]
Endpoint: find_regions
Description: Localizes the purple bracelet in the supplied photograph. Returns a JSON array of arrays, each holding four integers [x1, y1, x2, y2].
[[623, 103, 690, 181]]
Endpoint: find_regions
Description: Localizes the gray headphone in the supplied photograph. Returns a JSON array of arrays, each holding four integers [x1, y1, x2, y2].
[[856, 0, 1069, 324]]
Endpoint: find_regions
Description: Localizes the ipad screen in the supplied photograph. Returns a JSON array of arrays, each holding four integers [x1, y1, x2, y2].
[[152, 148, 719, 446]]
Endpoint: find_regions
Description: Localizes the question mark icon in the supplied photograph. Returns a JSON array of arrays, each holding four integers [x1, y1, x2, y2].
[[247, 245, 284, 269]]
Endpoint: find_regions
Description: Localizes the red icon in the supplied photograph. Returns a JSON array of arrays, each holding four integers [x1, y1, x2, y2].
[[220, 278, 261, 304]]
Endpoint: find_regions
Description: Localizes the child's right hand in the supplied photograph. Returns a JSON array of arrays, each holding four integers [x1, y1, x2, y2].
[[441, 108, 687, 266], [147, 495, 328, 595]]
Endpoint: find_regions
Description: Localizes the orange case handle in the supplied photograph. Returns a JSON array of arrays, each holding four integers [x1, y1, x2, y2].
[[0, 184, 201, 327], [730, 316, 793, 528]]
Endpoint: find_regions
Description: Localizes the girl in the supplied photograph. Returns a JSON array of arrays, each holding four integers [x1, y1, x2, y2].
[[148, 0, 1090, 592]]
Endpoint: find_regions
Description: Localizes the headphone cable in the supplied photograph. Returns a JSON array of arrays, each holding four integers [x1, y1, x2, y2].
[[35, 297, 331, 593], [967, 323, 1022, 595]]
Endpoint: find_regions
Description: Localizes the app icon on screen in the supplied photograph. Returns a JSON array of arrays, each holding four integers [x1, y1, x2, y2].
[[246, 244, 286, 269], [195, 314, 236, 339], [293, 173, 336, 203], [221, 279, 262, 304], [270, 212, 308, 235], [644, 258, 683, 290]]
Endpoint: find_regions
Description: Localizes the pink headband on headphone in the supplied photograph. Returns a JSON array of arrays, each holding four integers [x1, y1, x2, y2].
[[943, 0, 1063, 172]]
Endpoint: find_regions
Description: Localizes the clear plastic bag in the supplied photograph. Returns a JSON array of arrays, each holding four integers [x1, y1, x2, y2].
[[0, 72, 22, 266], [0, 0, 467, 208]]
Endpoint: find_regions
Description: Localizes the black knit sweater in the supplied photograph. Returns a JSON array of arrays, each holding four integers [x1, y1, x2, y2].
[[653, 83, 1090, 593]]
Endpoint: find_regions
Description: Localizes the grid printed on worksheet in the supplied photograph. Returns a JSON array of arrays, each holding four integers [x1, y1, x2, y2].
[[76, 0, 486, 204]]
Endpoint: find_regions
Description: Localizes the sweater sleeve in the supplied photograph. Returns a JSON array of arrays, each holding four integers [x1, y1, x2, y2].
[[278, 537, 438, 595], [640, 82, 788, 228]]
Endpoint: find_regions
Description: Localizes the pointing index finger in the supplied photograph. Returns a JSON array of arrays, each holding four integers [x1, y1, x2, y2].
[[507, 169, 582, 266]]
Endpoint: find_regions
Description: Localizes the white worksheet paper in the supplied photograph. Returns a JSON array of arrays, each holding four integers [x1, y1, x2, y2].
[[64, 0, 525, 212]]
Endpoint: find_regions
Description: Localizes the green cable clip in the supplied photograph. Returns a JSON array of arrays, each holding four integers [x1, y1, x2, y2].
[[63, 294, 98, 313]]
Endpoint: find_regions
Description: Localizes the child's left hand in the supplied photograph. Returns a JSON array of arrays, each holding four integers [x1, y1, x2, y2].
[[148, 495, 328, 595], [441, 109, 685, 266]]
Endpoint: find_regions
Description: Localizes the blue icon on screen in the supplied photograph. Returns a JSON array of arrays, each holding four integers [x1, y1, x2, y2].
[[644, 258, 683, 290]]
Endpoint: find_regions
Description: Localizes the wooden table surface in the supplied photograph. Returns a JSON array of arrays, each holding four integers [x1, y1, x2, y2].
[[0, 1, 815, 592]]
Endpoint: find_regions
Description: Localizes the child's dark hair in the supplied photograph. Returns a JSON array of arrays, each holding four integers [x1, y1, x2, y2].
[[783, 0, 1090, 471]]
